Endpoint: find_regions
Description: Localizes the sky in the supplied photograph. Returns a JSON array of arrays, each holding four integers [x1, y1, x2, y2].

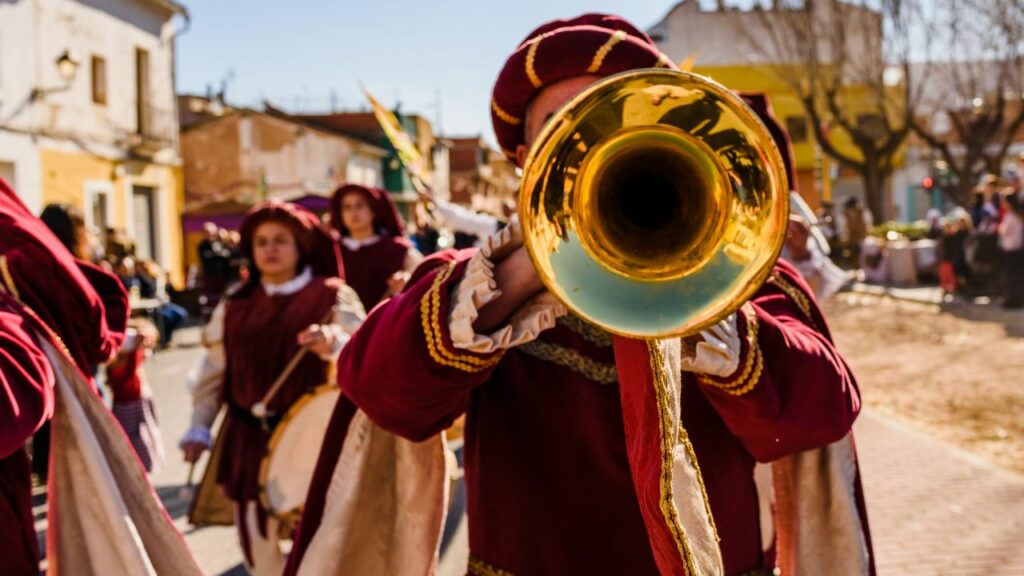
[[174, 1, 687, 146]]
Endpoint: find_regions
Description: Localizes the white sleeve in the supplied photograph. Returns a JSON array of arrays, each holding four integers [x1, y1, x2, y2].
[[318, 283, 367, 361], [179, 300, 227, 447], [403, 247, 425, 273], [448, 221, 565, 354], [435, 201, 501, 238]]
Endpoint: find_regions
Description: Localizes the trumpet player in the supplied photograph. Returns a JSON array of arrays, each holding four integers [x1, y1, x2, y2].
[[289, 13, 873, 576]]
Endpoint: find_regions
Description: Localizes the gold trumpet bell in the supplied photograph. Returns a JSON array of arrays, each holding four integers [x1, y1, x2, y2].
[[520, 69, 790, 338]]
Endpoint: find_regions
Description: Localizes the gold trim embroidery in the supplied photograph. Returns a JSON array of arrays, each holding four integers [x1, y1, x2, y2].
[[468, 555, 514, 576], [587, 29, 627, 73], [518, 339, 617, 384], [420, 262, 503, 372], [525, 36, 544, 88], [0, 255, 20, 301], [678, 424, 720, 542], [558, 314, 613, 347], [697, 306, 763, 396], [648, 341, 699, 574], [491, 99, 522, 126], [768, 273, 815, 325]]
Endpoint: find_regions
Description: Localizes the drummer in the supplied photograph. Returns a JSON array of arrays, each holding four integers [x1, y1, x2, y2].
[[179, 200, 364, 576], [328, 183, 423, 310]]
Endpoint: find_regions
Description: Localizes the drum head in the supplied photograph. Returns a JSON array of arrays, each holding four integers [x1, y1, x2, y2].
[[259, 385, 340, 520]]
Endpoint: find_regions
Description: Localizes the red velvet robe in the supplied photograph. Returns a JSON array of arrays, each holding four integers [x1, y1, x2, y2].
[[339, 237, 410, 309], [0, 295, 54, 576], [0, 178, 128, 576], [216, 277, 340, 507], [288, 253, 869, 575]]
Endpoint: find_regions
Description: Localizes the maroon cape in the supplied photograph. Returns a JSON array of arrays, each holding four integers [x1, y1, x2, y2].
[[287, 251, 872, 575], [0, 177, 129, 575]]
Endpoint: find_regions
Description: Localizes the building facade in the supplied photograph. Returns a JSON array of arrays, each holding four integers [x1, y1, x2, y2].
[[180, 104, 388, 272], [448, 136, 518, 217], [649, 0, 897, 215], [0, 0, 188, 284]]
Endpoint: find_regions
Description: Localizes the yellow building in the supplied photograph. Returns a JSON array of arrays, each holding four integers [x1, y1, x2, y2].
[[38, 149, 185, 286], [692, 64, 898, 210], [0, 0, 188, 286], [650, 0, 903, 212]]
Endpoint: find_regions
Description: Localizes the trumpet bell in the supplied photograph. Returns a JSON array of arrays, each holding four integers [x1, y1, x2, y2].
[[519, 69, 790, 338]]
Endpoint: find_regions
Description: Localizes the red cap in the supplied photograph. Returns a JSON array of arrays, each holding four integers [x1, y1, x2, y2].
[[491, 13, 675, 163]]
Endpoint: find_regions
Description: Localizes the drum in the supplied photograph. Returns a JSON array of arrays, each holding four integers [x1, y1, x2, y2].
[[258, 384, 339, 526]]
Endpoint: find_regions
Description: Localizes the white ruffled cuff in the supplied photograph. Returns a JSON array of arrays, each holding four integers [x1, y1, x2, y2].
[[178, 425, 212, 449], [448, 222, 566, 354]]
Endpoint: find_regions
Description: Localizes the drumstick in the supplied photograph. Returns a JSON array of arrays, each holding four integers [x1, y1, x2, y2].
[[178, 461, 196, 500], [251, 308, 335, 418], [251, 347, 309, 418]]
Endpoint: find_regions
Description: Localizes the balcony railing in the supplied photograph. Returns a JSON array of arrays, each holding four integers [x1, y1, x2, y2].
[[131, 103, 177, 154]]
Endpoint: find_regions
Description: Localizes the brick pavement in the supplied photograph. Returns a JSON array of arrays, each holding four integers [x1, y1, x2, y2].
[[145, 337, 247, 575], [855, 411, 1024, 575]]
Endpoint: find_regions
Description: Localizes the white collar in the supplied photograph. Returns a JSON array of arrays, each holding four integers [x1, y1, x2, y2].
[[262, 266, 313, 296], [342, 234, 381, 251]]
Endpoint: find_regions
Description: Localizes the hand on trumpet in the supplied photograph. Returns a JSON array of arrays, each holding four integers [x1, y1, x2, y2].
[[471, 222, 545, 333]]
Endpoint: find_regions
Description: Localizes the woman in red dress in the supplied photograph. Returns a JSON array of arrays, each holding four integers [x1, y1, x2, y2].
[[329, 183, 422, 310], [179, 200, 363, 576]]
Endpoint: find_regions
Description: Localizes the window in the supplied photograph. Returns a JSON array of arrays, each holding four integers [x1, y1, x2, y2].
[[785, 116, 809, 143], [91, 55, 107, 105], [136, 48, 150, 134], [132, 186, 157, 261]]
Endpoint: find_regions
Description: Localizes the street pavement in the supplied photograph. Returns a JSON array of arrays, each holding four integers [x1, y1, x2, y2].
[[41, 327, 1024, 575]]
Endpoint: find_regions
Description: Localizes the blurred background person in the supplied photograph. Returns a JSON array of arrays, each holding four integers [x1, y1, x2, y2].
[[329, 183, 423, 309], [997, 190, 1024, 308], [107, 318, 165, 474]]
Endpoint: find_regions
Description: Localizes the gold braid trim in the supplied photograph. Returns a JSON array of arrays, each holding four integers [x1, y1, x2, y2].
[[419, 261, 503, 372], [518, 339, 617, 384], [525, 36, 544, 88], [678, 425, 720, 542], [558, 314, 613, 347], [491, 99, 521, 126], [649, 341, 699, 574], [768, 273, 815, 326], [587, 30, 628, 73], [468, 556, 514, 576], [697, 305, 763, 396], [0, 255, 20, 301]]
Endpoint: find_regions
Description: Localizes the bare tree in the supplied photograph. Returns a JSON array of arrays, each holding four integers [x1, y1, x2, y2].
[[739, 0, 928, 219], [911, 0, 1024, 204]]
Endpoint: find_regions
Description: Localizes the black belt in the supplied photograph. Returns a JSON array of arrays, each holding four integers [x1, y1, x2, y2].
[[227, 402, 282, 432]]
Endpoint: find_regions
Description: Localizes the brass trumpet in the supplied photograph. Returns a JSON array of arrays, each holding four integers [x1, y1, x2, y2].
[[519, 69, 789, 338]]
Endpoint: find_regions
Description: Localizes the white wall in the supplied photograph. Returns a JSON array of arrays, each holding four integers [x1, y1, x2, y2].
[[650, 0, 881, 69], [0, 0, 38, 132], [0, 131, 43, 212], [346, 152, 383, 189], [0, 0, 180, 154]]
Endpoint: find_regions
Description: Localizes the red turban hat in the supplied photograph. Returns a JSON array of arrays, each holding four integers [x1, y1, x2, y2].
[[491, 13, 675, 163], [239, 200, 343, 280], [329, 183, 406, 239]]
